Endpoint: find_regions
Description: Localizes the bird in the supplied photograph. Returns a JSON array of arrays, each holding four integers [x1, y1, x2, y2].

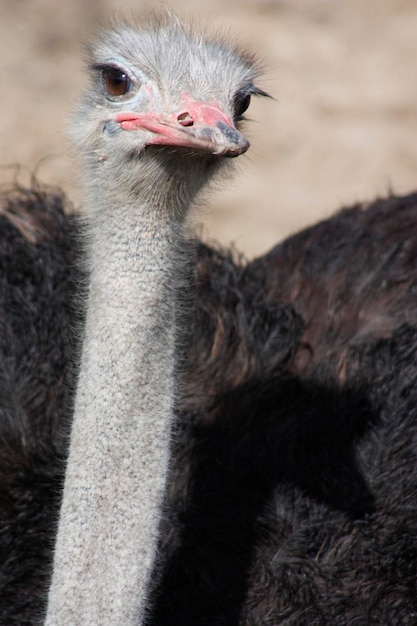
[[1, 14, 417, 626]]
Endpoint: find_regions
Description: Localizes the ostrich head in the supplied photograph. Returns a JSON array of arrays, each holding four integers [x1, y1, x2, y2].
[[72, 18, 269, 214], [46, 17, 271, 626]]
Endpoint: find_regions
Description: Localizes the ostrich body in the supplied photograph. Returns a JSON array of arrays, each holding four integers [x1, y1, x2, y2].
[[1, 188, 417, 625], [44, 19, 261, 626], [1, 16, 417, 626], [1, 184, 417, 625]]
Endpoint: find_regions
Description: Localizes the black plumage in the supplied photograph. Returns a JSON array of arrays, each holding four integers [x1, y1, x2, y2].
[[1, 184, 417, 625]]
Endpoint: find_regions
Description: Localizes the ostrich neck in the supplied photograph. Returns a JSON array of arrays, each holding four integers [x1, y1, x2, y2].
[[45, 200, 181, 626]]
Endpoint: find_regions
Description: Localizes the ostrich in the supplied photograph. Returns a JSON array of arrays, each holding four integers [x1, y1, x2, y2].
[[1, 15, 417, 626], [38, 16, 268, 626]]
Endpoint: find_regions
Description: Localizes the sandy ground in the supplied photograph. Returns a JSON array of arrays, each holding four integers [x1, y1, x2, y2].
[[1, 0, 416, 258]]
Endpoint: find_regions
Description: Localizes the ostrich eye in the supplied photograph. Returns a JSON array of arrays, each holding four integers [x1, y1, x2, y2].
[[102, 68, 132, 97], [234, 93, 251, 119]]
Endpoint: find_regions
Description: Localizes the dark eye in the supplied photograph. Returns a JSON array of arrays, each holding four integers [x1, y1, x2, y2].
[[102, 68, 132, 97], [234, 93, 251, 119]]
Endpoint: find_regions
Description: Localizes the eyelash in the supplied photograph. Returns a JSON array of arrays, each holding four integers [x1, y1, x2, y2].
[[234, 86, 271, 120]]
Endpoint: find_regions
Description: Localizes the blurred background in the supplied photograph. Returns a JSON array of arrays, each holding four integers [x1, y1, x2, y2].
[[1, 0, 416, 258]]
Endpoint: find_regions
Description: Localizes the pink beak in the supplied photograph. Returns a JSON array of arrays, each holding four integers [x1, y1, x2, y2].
[[114, 94, 249, 158]]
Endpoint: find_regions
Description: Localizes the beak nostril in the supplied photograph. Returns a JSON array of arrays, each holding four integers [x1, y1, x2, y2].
[[177, 111, 193, 127]]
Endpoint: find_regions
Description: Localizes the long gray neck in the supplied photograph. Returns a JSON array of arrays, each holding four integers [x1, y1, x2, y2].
[[45, 199, 182, 625]]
